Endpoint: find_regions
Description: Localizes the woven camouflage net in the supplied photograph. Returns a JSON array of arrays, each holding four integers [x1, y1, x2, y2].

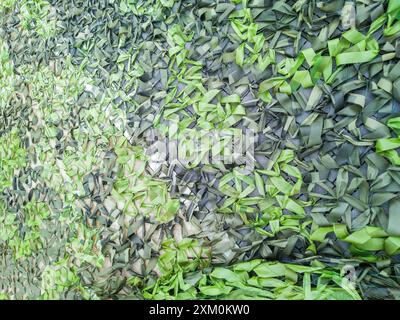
[[1, 0, 400, 300]]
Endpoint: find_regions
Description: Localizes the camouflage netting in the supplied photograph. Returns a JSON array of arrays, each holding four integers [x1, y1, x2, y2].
[[1, 0, 400, 300]]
